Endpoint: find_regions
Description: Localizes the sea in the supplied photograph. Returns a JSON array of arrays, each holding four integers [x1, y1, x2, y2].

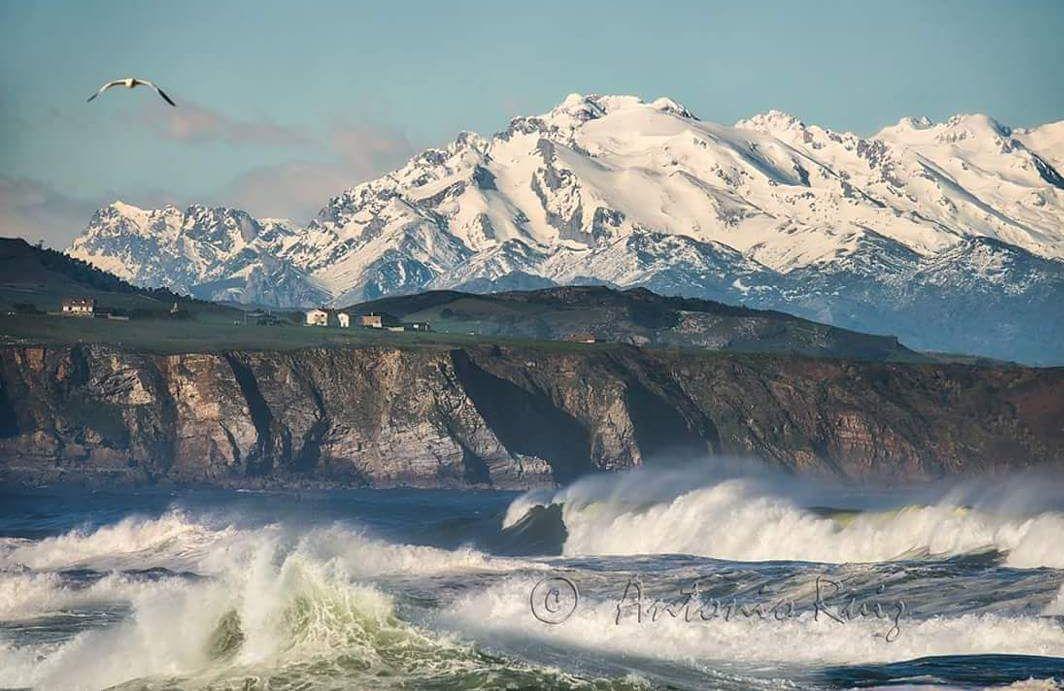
[[2, 461, 1063, 689]]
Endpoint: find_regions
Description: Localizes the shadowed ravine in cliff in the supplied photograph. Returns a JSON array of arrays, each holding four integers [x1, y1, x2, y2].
[[450, 350, 591, 484], [222, 352, 273, 477], [0, 343, 1062, 488]]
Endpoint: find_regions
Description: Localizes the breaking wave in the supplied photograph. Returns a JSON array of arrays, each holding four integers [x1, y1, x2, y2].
[[0, 510, 236, 573], [504, 465, 1064, 567], [0, 512, 589, 691], [3, 478, 1062, 689], [0, 509, 529, 579]]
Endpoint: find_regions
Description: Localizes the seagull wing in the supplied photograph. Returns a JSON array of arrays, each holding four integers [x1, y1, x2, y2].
[[137, 80, 176, 107], [86, 80, 125, 102]]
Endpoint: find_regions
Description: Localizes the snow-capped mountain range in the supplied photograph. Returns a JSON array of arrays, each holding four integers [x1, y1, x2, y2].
[[67, 94, 1064, 363]]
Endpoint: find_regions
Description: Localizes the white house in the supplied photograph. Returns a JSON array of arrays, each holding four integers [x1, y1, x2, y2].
[[61, 297, 96, 316], [337, 312, 351, 328], [305, 308, 328, 326]]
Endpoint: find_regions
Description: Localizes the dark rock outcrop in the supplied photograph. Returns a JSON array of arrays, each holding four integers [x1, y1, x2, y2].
[[1, 344, 1061, 487]]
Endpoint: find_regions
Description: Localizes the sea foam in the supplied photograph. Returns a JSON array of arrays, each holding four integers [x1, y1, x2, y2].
[[505, 464, 1064, 567]]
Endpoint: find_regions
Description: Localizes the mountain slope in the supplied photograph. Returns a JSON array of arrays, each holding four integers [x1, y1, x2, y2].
[[65, 94, 1064, 363], [68, 203, 329, 307]]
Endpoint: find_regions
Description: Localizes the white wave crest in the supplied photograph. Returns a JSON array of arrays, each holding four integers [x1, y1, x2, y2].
[[506, 466, 1064, 567], [0, 510, 527, 579], [291, 523, 534, 577], [0, 510, 237, 573], [0, 511, 544, 690], [0, 571, 165, 619], [1, 553, 580, 691]]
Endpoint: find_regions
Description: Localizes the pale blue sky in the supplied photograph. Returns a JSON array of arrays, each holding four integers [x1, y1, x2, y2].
[[2, 0, 1062, 245]]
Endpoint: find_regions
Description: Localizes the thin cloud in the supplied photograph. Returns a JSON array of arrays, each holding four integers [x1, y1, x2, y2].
[[0, 177, 99, 248], [221, 122, 416, 221], [0, 177, 183, 248], [3, 121, 417, 246], [222, 161, 353, 222], [330, 122, 415, 175], [137, 100, 310, 147]]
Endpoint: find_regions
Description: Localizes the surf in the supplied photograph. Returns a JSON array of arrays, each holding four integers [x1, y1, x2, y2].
[[0, 510, 602, 690], [503, 464, 1064, 567], [2, 483, 1063, 689]]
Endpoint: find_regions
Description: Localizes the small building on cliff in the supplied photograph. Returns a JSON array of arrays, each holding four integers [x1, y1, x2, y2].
[[60, 297, 95, 316], [359, 313, 384, 328]]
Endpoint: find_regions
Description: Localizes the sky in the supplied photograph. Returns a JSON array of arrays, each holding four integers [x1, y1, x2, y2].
[[2, 0, 1063, 247]]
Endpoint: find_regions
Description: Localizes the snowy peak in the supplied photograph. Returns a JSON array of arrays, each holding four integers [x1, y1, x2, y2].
[[876, 112, 1012, 145], [649, 96, 697, 119], [891, 115, 935, 131], [546, 93, 697, 121], [69, 200, 320, 306], [87, 201, 180, 235], [545, 93, 674, 124], [65, 94, 1064, 361], [1016, 120, 1064, 171], [501, 93, 698, 147], [181, 205, 263, 252], [550, 92, 612, 122], [734, 109, 807, 134]]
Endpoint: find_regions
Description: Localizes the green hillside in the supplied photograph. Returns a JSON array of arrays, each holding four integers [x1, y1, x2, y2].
[[346, 285, 928, 362]]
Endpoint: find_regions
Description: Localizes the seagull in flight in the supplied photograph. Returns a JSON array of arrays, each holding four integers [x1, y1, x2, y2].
[[87, 77, 176, 106]]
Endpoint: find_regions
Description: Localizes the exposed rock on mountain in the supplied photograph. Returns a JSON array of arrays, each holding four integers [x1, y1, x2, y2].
[[69, 203, 328, 307]]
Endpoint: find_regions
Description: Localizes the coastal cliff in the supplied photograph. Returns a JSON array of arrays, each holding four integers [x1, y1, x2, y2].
[[1, 343, 1061, 487]]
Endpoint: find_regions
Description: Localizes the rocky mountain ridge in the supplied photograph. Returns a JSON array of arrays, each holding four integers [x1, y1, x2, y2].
[[66, 95, 1064, 363]]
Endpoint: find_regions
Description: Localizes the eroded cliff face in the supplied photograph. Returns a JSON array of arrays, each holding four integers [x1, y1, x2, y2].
[[0, 344, 1061, 487]]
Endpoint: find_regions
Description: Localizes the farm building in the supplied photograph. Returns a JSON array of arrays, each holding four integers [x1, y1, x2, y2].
[[359, 313, 383, 328], [60, 297, 95, 316], [337, 312, 351, 328], [305, 308, 329, 326]]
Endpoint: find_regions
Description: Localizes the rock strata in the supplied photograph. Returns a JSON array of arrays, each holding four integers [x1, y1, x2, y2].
[[1, 344, 1060, 487]]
